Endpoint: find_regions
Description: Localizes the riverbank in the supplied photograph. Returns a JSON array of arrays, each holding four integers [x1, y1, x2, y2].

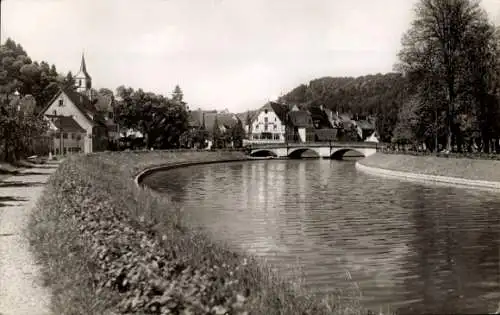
[[356, 153, 500, 189], [28, 150, 368, 315]]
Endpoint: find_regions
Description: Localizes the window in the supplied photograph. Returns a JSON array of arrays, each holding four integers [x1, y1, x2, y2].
[[63, 133, 68, 139], [264, 117, 268, 123], [76, 135, 82, 141], [274, 134, 280, 140], [255, 125, 258, 130], [58, 99, 64, 106], [264, 109, 268, 114], [274, 125, 277, 130], [275, 117, 277, 122], [109, 112, 114, 119], [78, 79, 82, 87], [55, 133, 60, 139], [264, 124, 268, 131]]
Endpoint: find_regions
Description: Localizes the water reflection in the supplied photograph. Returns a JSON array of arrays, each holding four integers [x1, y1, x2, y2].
[[143, 160, 500, 314]]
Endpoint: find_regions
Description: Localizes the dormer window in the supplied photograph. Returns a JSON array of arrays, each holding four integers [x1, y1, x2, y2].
[[78, 79, 82, 87], [58, 99, 64, 106]]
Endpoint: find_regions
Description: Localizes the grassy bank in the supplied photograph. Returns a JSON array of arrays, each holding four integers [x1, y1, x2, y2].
[[28, 150, 367, 315], [359, 153, 500, 182]]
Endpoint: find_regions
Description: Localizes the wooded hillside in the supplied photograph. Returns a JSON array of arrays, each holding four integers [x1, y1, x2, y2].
[[278, 73, 413, 142]]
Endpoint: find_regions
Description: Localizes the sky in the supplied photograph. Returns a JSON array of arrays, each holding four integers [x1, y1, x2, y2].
[[3, 0, 500, 113]]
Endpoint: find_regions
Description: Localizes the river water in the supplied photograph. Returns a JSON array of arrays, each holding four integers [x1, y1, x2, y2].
[[143, 159, 500, 314]]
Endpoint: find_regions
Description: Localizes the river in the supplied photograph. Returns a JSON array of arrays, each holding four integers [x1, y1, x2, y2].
[[143, 159, 500, 314]]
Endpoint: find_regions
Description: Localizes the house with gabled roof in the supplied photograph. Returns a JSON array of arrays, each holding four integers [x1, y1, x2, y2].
[[45, 114, 87, 154], [245, 101, 288, 144], [39, 54, 110, 154]]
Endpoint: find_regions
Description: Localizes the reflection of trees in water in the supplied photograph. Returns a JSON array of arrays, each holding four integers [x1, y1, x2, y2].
[[396, 185, 500, 315], [143, 168, 196, 203]]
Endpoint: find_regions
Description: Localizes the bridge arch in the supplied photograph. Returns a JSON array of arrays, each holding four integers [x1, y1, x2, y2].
[[330, 148, 365, 160], [288, 147, 321, 159], [249, 149, 278, 157]]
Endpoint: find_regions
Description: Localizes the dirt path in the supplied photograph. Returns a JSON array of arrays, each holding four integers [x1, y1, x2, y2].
[[0, 163, 59, 315]]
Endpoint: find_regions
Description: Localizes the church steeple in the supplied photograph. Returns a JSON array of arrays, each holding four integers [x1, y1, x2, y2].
[[80, 53, 88, 75], [75, 52, 92, 99]]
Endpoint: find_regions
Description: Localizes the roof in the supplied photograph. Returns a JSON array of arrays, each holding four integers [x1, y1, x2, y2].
[[203, 112, 217, 131], [64, 87, 96, 115], [269, 102, 289, 123], [188, 110, 239, 131], [315, 129, 338, 141], [288, 110, 313, 128], [356, 120, 375, 130], [236, 110, 258, 124], [188, 110, 203, 128], [40, 86, 97, 126], [45, 115, 85, 133], [309, 106, 333, 128], [217, 113, 239, 128]]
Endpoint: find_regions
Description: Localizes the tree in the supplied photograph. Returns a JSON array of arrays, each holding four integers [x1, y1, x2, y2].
[[212, 115, 223, 149], [0, 96, 48, 162], [245, 111, 253, 139], [0, 39, 55, 161], [392, 98, 421, 145], [98, 88, 114, 99], [172, 85, 183, 103], [397, 0, 497, 152], [115, 85, 189, 149], [230, 118, 245, 148], [63, 71, 76, 90], [171, 85, 187, 110]]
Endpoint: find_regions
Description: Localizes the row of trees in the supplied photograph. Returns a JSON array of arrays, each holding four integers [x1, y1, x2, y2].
[[394, 0, 500, 153], [0, 39, 58, 162], [114, 85, 190, 149]]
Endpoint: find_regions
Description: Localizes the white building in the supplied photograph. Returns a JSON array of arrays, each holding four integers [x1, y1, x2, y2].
[[245, 102, 287, 144]]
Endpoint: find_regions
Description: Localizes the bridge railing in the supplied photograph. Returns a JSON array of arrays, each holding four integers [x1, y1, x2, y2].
[[248, 141, 381, 149]]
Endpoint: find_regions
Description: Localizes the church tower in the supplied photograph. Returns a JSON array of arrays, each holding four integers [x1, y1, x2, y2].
[[75, 53, 92, 100]]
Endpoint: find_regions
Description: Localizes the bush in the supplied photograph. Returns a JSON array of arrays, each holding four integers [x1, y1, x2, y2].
[[28, 150, 369, 315]]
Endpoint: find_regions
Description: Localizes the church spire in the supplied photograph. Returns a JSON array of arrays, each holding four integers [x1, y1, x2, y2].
[[79, 52, 90, 78], [80, 53, 87, 74], [75, 51, 92, 99]]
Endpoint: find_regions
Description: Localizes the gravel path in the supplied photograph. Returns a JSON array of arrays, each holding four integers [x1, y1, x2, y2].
[[0, 163, 59, 315]]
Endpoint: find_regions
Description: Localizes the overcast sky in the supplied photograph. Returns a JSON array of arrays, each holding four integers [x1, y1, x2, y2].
[[3, 0, 500, 112]]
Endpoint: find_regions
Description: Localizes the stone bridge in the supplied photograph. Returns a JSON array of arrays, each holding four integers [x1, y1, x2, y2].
[[249, 142, 379, 159]]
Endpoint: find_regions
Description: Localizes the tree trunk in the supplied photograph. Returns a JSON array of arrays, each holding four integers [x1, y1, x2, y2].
[[482, 133, 490, 153]]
